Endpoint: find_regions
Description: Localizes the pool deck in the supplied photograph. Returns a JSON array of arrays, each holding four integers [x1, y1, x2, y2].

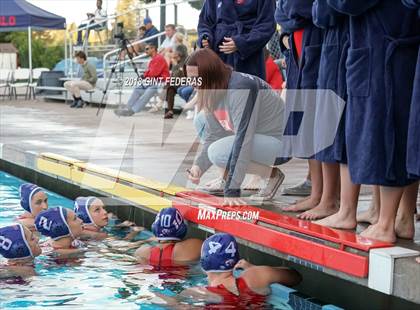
[[1, 99, 419, 308]]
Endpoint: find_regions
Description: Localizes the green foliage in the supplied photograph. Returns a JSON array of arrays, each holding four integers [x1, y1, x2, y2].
[[189, 0, 204, 10], [0, 32, 64, 69]]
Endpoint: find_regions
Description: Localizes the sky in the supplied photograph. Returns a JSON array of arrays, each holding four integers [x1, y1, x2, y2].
[[27, 0, 200, 29]]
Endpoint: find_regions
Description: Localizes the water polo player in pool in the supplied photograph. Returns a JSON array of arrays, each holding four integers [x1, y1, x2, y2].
[[135, 207, 202, 267], [158, 233, 301, 307], [16, 183, 48, 231], [74, 196, 144, 241], [35, 206, 85, 256], [0, 223, 42, 278]]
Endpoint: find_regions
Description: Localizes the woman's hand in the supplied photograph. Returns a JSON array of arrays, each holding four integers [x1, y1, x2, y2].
[[223, 197, 247, 207], [188, 165, 202, 184], [202, 38, 210, 48], [219, 37, 238, 54]]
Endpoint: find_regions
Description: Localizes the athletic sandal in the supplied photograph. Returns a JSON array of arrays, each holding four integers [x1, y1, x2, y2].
[[198, 177, 226, 195], [249, 168, 285, 201], [242, 175, 262, 191], [282, 179, 312, 196]]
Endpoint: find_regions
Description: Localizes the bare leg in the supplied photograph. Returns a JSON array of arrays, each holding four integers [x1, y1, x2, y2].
[[283, 159, 323, 212], [361, 186, 404, 243], [357, 186, 380, 224], [315, 164, 360, 228], [395, 181, 419, 239], [298, 162, 340, 220]]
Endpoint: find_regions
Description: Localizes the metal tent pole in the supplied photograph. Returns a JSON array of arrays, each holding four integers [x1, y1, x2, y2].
[[64, 26, 68, 76], [28, 26, 33, 83]]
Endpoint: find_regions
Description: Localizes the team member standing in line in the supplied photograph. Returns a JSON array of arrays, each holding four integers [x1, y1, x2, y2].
[[198, 0, 275, 80]]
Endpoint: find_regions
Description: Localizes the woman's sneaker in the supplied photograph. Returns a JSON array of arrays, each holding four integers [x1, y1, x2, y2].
[[249, 168, 285, 202]]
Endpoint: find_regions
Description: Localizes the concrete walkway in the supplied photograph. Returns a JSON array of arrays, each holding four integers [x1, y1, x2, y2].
[[1, 99, 419, 242]]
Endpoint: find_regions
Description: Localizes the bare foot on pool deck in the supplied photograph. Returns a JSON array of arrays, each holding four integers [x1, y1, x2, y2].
[[282, 196, 321, 212], [395, 214, 415, 240], [360, 224, 396, 243], [315, 209, 357, 230], [357, 207, 379, 225], [297, 201, 338, 221], [416, 257, 420, 264]]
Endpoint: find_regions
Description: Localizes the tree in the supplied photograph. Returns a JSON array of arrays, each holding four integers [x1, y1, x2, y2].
[[189, 0, 204, 10], [115, 0, 139, 38], [0, 32, 64, 69]]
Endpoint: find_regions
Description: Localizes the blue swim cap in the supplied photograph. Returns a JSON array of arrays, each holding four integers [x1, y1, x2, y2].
[[35, 207, 73, 240], [200, 233, 240, 272], [151, 207, 187, 241], [74, 197, 96, 226], [0, 224, 33, 260], [19, 183, 43, 213]]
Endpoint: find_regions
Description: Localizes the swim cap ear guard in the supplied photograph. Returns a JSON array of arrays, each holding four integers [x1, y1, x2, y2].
[[35, 207, 73, 240], [74, 197, 97, 226], [19, 183, 43, 213], [151, 207, 187, 241], [200, 233, 240, 272], [0, 224, 33, 260]]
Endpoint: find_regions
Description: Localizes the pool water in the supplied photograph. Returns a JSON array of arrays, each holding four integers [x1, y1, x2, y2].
[[1, 171, 305, 309]]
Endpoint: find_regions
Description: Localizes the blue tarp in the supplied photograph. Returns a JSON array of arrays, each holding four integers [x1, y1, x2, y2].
[[0, 0, 66, 32]]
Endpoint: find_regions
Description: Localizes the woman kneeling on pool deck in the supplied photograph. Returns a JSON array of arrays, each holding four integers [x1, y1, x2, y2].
[[186, 48, 287, 205], [0, 224, 42, 278], [135, 208, 202, 267], [157, 233, 301, 307], [17, 183, 48, 231], [35, 207, 84, 256], [74, 196, 144, 241]]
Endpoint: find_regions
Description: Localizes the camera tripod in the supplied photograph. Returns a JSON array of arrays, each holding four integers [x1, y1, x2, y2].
[[96, 38, 141, 116]]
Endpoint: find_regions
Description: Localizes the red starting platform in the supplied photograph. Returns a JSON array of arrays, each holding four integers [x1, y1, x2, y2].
[[174, 191, 393, 278]]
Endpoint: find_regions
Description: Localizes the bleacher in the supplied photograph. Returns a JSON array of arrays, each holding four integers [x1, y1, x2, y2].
[[33, 0, 203, 109]]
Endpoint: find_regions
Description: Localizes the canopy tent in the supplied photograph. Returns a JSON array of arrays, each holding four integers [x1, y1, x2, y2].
[[0, 0, 66, 81]]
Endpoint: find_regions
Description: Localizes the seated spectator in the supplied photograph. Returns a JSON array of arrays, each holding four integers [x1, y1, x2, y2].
[[76, 0, 107, 46], [164, 46, 189, 119], [143, 17, 159, 47], [121, 26, 147, 60], [173, 32, 187, 51], [114, 44, 169, 117], [134, 26, 147, 54], [64, 51, 97, 108], [161, 234, 301, 307], [134, 207, 202, 267], [264, 49, 284, 90], [159, 24, 177, 55]]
